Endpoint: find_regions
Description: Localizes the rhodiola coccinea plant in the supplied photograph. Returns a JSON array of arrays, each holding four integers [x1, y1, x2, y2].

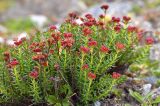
[[0, 4, 153, 106]]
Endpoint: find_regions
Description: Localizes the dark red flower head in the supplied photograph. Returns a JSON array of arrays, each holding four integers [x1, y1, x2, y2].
[[83, 27, 92, 36], [41, 61, 48, 67], [80, 46, 90, 54], [99, 14, 105, 19], [10, 59, 19, 67], [50, 25, 57, 31], [127, 26, 136, 32], [112, 72, 121, 79], [112, 17, 120, 23], [32, 54, 46, 61], [123, 16, 131, 23], [100, 45, 109, 53], [84, 21, 94, 27], [101, 4, 109, 10], [54, 63, 60, 71], [29, 70, 39, 79], [85, 13, 93, 19], [3, 51, 10, 58], [33, 48, 41, 53], [63, 32, 73, 38], [145, 37, 154, 45], [88, 72, 96, 80], [14, 40, 23, 46], [69, 12, 77, 19], [82, 64, 89, 70], [88, 40, 97, 47], [116, 42, 125, 50], [61, 38, 74, 48], [114, 25, 121, 32]]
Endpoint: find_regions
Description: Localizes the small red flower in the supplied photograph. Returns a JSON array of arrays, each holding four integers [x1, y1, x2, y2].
[[101, 4, 109, 10], [88, 72, 96, 80], [10, 59, 19, 67], [114, 25, 121, 32], [83, 27, 92, 36], [85, 13, 93, 19], [14, 40, 22, 46], [137, 32, 143, 41], [68, 12, 77, 19], [50, 25, 57, 31], [123, 16, 131, 23], [61, 38, 74, 48], [88, 40, 97, 47], [63, 32, 73, 38], [54, 63, 60, 70], [29, 70, 39, 79], [100, 45, 109, 53], [33, 48, 41, 53], [116, 42, 125, 50], [112, 72, 121, 79], [82, 64, 89, 70], [80, 46, 90, 54], [127, 26, 136, 32], [112, 17, 120, 23], [41, 61, 48, 67], [32, 54, 45, 61], [49, 49, 54, 54], [145, 37, 154, 45], [3, 51, 10, 58], [84, 21, 93, 27], [99, 14, 105, 19]]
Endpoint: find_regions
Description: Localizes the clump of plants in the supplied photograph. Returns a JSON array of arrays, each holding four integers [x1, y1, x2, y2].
[[0, 4, 154, 105]]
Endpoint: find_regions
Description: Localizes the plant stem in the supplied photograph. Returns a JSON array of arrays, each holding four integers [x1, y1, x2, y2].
[[63, 49, 67, 72], [90, 48, 93, 68], [32, 79, 40, 102], [95, 79, 116, 100], [80, 53, 85, 80], [85, 79, 92, 103], [95, 53, 104, 73]]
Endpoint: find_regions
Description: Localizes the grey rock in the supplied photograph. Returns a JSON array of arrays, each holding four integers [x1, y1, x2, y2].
[[142, 84, 152, 95], [94, 101, 101, 106]]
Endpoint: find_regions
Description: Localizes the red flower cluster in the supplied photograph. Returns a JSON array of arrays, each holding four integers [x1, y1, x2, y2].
[[50, 25, 57, 31], [123, 16, 131, 23], [14, 40, 23, 46], [82, 64, 89, 70], [112, 17, 120, 23], [68, 12, 77, 19], [100, 45, 109, 53], [127, 26, 137, 32], [61, 38, 74, 48], [80, 46, 90, 54], [145, 37, 154, 45], [10, 59, 19, 67], [29, 70, 39, 79], [116, 42, 125, 50], [51, 33, 61, 42], [101, 4, 109, 10], [63, 32, 73, 38], [32, 54, 46, 61], [88, 72, 96, 80], [54, 63, 60, 71], [33, 48, 41, 53], [88, 40, 97, 47], [85, 13, 93, 19], [99, 14, 105, 19], [4, 51, 10, 62], [112, 72, 121, 79], [83, 27, 92, 36], [114, 25, 121, 32]]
